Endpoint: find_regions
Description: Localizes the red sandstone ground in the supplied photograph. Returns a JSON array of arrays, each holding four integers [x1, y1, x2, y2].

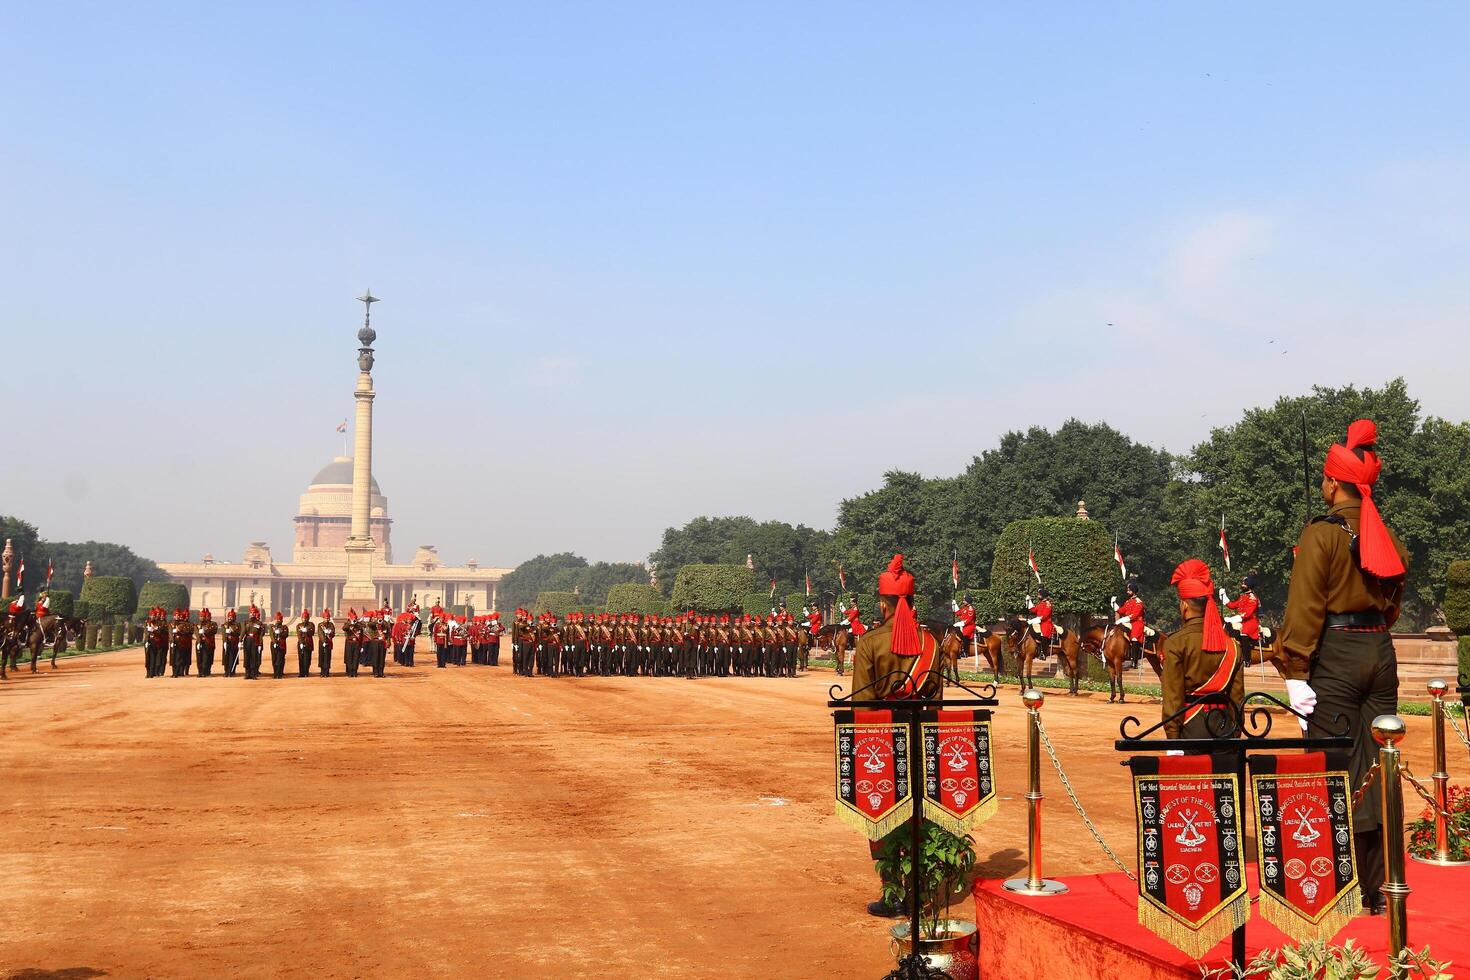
[[0, 650, 1443, 979]]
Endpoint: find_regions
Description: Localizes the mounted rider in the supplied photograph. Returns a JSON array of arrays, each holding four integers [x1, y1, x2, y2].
[[1110, 578, 1147, 667], [839, 596, 867, 637], [952, 593, 978, 655], [1024, 588, 1055, 656], [1219, 571, 1261, 662]]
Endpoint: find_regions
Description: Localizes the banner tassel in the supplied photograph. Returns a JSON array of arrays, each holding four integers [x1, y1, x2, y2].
[[1138, 892, 1248, 960], [834, 799, 914, 842], [1257, 885, 1359, 944]]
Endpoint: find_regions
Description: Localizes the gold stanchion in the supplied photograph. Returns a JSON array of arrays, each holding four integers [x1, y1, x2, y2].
[[1372, 715, 1410, 965], [1413, 681, 1469, 867], [1004, 689, 1068, 896]]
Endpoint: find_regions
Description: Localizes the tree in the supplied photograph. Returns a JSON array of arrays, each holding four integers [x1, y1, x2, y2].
[[79, 575, 137, 622], [650, 516, 831, 598], [43, 588, 75, 618], [0, 516, 41, 580], [605, 583, 669, 615], [137, 582, 190, 616], [497, 553, 589, 613], [990, 518, 1114, 617], [40, 541, 165, 596], [533, 592, 582, 616], [670, 564, 757, 613], [828, 471, 961, 614], [559, 562, 649, 607]]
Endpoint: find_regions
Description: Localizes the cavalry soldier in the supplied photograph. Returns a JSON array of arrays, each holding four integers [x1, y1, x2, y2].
[[295, 610, 315, 677], [143, 605, 168, 678], [1219, 571, 1261, 664], [242, 605, 266, 679], [1280, 419, 1409, 917], [34, 592, 50, 618], [849, 554, 944, 918], [221, 608, 242, 677], [1161, 559, 1243, 740], [343, 609, 361, 678], [317, 609, 336, 676], [1110, 578, 1147, 667], [840, 598, 867, 638], [268, 611, 290, 678], [169, 608, 195, 677], [196, 608, 218, 677], [952, 593, 978, 661], [1024, 588, 1055, 657]]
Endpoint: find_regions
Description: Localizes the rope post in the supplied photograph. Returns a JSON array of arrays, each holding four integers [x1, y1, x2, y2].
[[1004, 689, 1068, 896], [1371, 715, 1411, 964], [1413, 680, 1470, 866]]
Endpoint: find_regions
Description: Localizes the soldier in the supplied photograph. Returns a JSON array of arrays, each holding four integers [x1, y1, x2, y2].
[[952, 593, 977, 661], [1280, 419, 1409, 917], [242, 605, 266, 679], [1024, 588, 1055, 657], [343, 609, 361, 678], [221, 608, 242, 677], [486, 611, 504, 666], [839, 597, 867, 638], [452, 614, 468, 666], [849, 554, 943, 917], [295, 610, 315, 677], [318, 608, 336, 676], [433, 612, 449, 669], [196, 607, 218, 677], [169, 608, 196, 677], [269, 611, 289, 678], [369, 610, 389, 677], [1160, 559, 1243, 740], [1219, 571, 1261, 665], [143, 605, 168, 678], [1110, 578, 1147, 667]]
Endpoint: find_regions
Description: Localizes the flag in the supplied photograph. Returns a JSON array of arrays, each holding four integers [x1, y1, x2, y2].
[[1027, 549, 1041, 584], [769, 578, 777, 599], [1114, 535, 1128, 580], [16, 556, 23, 587], [804, 573, 812, 597], [1218, 516, 1231, 571], [46, 560, 53, 584], [336, 419, 348, 433], [952, 556, 960, 590], [837, 564, 846, 590]]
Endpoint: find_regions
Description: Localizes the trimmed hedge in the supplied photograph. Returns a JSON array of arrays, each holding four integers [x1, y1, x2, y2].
[[605, 583, 669, 616], [741, 593, 775, 617], [990, 518, 1114, 617], [80, 575, 137, 621], [43, 589, 75, 618], [533, 591, 582, 616], [671, 564, 758, 614], [1444, 561, 1470, 635], [137, 581, 190, 616], [785, 592, 809, 616], [1459, 636, 1470, 684]]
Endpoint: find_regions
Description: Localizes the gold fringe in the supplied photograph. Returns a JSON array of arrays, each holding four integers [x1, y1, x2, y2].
[[1138, 892, 1249, 960], [922, 795, 999, 836], [834, 798, 914, 841], [1257, 886, 1359, 944]]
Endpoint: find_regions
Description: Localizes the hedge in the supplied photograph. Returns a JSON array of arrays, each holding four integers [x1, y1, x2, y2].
[[671, 564, 758, 614], [1444, 561, 1470, 635], [785, 592, 809, 616], [605, 583, 669, 616], [80, 575, 137, 621], [967, 588, 1001, 623], [741, 593, 776, 617], [137, 581, 190, 616], [43, 589, 75, 618], [1459, 636, 1470, 684], [990, 518, 1114, 617], [533, 592, 582, 616]]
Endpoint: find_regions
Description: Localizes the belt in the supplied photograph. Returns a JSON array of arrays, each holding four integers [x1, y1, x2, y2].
[[1325, 611, 1386, 629]]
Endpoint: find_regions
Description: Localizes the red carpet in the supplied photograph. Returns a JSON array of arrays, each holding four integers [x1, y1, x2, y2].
[[974, 863, 1469, 979]]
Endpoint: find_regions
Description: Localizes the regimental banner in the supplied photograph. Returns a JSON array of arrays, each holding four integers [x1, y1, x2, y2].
[[834, 709, 913, 840], [1249, 752, 1359, 942], [920, 710, 997, 835], [1130, 754, 1249, 958]]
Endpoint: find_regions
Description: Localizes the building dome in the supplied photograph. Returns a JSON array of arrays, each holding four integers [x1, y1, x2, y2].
[[310, 456, 380, 492]]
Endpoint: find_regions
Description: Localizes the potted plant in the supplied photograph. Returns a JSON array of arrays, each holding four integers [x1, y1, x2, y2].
[[1201, 938, 1449, 979], [875, 821, 978, 979]]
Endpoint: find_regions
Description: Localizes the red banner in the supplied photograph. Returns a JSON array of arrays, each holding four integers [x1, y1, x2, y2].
[[921, 710, 997, 835], [834, 709, 913, 840], [1249, 752, 1359, 942], [1130, 754, 1249, 958]]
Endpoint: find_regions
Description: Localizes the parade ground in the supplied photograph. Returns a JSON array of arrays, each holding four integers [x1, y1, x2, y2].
[[0, 652, 1443, 979]]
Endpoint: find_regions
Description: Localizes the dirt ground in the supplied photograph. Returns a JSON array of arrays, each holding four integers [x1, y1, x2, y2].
[[0, 650, 1445, 979]]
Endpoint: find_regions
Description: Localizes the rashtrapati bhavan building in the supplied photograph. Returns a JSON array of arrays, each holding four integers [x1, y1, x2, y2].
[[159, 294, 511, 617]]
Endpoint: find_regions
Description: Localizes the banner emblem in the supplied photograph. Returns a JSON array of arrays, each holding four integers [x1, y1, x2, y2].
[[834, 710, 913, 840], [920, 710, 997, 835]]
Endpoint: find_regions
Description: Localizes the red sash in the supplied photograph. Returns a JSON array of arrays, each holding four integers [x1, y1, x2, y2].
[[896, 629, 940, 698], [1181, 641, 1241, 725]]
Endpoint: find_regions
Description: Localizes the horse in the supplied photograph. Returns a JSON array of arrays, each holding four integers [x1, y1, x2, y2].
[[1005, 616, 1082, 695], [939, 624, 1005, 683], [821, 623, 856, 676], [25, 614, 84, 672]]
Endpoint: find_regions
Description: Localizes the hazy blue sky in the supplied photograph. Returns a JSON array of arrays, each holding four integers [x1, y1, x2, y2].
[[4, 3, 1469, 568]]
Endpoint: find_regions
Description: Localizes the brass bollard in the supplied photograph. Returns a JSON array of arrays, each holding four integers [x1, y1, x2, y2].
[[1372, 715, 1411, 963], [1414, 681, 1470, 866], [1003, 689, 1068, 896]]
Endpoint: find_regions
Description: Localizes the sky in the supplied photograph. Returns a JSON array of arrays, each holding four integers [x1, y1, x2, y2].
[[4, 2, 1469, 568]]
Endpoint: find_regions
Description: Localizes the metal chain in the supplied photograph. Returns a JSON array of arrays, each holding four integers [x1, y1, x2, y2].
[[1351, 759, 1381, 810], [1033, 715, 1136, 880], [1449, 703, 1470, 757], [1399, 761, 1461, 833]]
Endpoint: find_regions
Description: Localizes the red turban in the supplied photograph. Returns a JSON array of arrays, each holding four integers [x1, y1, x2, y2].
[[1170, 558, 1226, 653], [1322, 419, 1406, 579], [878, 554, 920, 656]]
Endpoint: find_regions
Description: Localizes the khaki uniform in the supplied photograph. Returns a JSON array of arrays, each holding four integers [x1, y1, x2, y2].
[[850, 619, 905, 700], [1280, 499, 1409, 910], [1160, 618, 1245, 740]]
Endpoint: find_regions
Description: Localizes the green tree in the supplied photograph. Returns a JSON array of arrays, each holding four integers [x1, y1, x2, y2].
[[990, 518, 1114, 616], [39, 541, 165, 596], [557, 562, 649, 606], [137, 581, 190, 615], [497, 553, 589, 613], [42, 588, 75, 617], [0, 516, 42, 580], [533, 591, 582, 616], [605, 583, 669, 615], [650, 516, 831, 598], [670, 564, 757, 613], [79, 575, 137, 622], [828, 471, 960, 614]]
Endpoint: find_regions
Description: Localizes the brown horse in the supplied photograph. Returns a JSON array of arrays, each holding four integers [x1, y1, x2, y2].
[[25, 614, 83, 672], [1006, 617, 1082, 694], [823, 623, 854, 676], [940, 626, 1005, 683]]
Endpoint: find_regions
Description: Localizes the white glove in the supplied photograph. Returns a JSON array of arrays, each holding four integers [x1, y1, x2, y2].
[[1165, 750, 1184, 757], [952, 600, 959, 611], [1284, 680, 1317, 726], [1218, 588, 1229, 604], [1225, 615, 1243, 627], [1116, 615, 1131, 628], [1110, 596, 1118, 610], [1024, 595, 1032, 607]]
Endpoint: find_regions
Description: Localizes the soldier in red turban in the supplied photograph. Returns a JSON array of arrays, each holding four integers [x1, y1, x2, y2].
[[1161, 559, 1242, 742]]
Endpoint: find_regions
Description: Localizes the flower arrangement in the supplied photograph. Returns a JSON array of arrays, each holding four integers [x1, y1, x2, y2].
[[1407, 784, 1470, 863]]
